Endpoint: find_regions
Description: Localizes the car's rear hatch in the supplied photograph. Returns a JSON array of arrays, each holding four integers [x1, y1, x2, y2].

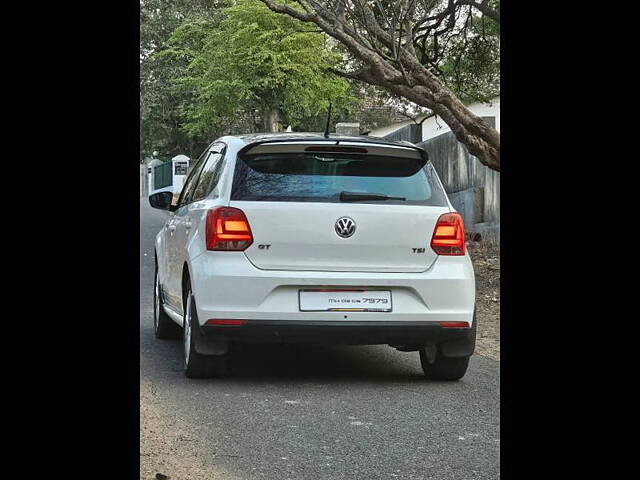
[[229, 140, 451, 273]]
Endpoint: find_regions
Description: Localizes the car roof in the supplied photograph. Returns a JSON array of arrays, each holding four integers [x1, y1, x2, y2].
[[217, 132, 421, 150]]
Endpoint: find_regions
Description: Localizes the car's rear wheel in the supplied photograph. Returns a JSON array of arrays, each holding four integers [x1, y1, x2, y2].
[[183, 280, 228, 378], [154, 260, 181, 339], [419, 348, 470, 381]]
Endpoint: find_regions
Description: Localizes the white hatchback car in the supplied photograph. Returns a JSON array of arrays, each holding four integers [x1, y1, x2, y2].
[[149, 133, 476, 380]]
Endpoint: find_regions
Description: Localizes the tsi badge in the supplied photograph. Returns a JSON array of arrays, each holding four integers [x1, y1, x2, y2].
[[335, 217, 356, 238]]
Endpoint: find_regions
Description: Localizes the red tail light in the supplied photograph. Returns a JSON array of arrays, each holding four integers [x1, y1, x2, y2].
[[205, 207, 253, 251], [431, 213, 465, 255]]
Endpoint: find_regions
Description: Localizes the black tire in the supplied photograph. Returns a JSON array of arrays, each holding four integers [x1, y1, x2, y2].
[[420, 349, 469, 381], [154, 259, 181, 339], [419, 349, 470, 381], [419, 314, 476, 381], [183, 278, 228, 378]]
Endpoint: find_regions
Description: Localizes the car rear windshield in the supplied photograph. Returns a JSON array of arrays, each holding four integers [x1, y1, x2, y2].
[[231, 151, 448, 206]]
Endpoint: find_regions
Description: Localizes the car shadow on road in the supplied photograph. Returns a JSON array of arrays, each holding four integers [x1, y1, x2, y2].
[[144, 337, 476, 385], [226, 343, 427, 382]]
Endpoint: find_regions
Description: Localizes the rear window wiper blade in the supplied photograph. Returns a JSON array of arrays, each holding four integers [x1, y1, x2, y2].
[[339, 191, 406, 202]]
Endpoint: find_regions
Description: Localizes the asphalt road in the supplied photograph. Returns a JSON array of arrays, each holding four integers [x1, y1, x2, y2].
[[140, 198, 500, 480]]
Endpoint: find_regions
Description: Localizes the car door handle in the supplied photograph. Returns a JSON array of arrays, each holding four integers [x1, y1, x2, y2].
[[167, 224, 176, 232], [185, 220, 192, 229]]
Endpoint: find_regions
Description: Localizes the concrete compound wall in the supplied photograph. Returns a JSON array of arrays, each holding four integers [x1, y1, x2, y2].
[[141, 156, 191, 200], [417, 130, 500, 244], [382, 124, 422, 144]]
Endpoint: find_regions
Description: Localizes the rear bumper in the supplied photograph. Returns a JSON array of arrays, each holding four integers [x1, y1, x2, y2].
[[190, 252, 476, 327], [200, 320, 476, 355]]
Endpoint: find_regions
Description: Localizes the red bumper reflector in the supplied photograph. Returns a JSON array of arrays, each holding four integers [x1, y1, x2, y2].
[[439, 321, 470, 328], [205, 319, 247, 326]]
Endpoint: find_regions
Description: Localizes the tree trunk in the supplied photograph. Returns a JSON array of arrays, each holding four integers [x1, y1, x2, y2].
[[263, 108, 282, 133]]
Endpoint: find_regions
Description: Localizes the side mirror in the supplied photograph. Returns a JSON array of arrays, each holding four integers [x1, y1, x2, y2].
[[149, 191, 175, 211]]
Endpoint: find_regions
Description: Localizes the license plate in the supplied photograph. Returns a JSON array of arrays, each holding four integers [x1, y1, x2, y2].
[[299, 289, 392, 312]]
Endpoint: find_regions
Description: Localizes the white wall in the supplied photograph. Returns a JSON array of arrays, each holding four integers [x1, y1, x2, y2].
[[422, 97, 500, 141], [147, 158, 162, 196], [171, 154, 190, 195]]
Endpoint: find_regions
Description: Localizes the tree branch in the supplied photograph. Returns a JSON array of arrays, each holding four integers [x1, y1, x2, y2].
[[458, 0, 500, 23], [259, 0, 316, 21], [259, 0, 500, 171]]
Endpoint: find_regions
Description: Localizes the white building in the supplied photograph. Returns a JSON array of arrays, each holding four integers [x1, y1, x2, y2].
[[367, 96, 500, 141]]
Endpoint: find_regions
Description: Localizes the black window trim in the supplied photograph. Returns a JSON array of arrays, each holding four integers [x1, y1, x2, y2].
[[191, 148, 227, 203], [178, 141, 227, 208], [176, 148, 209, 208]]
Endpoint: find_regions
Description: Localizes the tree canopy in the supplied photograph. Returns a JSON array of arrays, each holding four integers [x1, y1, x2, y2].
[[161, 0, 353, 138], [140, 0, 228, 160], [140, 0, 360, 160]]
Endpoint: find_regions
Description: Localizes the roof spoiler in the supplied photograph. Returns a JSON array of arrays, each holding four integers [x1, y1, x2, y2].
[[238, 138, 429, 163]]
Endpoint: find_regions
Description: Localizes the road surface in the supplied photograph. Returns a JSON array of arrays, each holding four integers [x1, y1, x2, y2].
[[140, 198, 500, 480]]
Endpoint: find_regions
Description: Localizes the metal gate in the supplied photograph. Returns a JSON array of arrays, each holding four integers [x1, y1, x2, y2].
[[153, 162, 172, 190]]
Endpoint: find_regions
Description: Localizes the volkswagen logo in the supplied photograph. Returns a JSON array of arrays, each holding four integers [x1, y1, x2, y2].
[[335, 217, 356, 238]]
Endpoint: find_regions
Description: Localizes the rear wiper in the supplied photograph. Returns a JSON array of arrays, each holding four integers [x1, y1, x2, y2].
[[339, 191, 406, 202]]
